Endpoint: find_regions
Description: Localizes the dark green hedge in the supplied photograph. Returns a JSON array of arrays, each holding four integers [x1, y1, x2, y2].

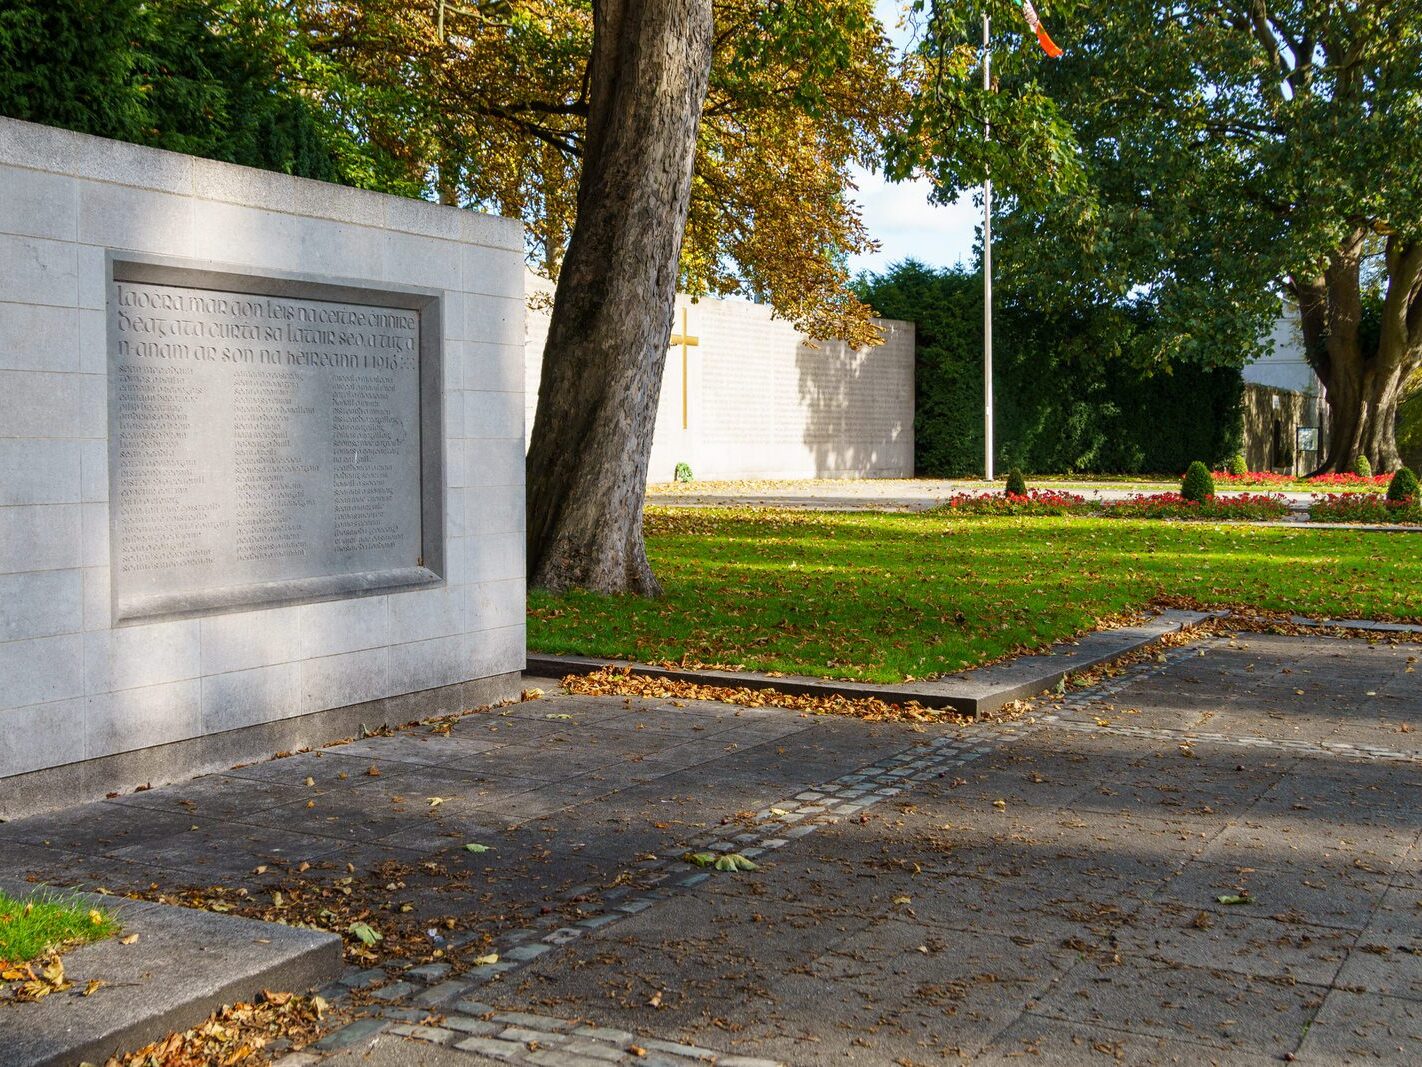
[[859, 261, 1243, 477], [0, 0, 339, 180]]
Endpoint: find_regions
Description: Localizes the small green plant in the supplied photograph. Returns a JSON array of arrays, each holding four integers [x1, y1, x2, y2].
[[1228, 452, 1248, 476], [673, 462, 693, 483], [1181, 461, 1215, 502], [1354, 454, 1373, 477], [1387, 466, 1419, 503], [0, 890, 117, 964], [1004, 467, 1028, 496]]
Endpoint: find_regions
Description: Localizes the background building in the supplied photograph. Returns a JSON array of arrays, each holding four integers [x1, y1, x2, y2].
[[1241, 307, 1328, 473]]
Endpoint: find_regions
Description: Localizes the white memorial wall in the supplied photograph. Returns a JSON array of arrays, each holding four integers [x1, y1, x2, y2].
[[524, 275, 915, 482], [0, 117, 526, 814]]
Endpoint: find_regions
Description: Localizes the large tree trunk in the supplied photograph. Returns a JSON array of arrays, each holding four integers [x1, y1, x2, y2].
[[524, 0, 713, 595], [1293, 232, 1422, 473]]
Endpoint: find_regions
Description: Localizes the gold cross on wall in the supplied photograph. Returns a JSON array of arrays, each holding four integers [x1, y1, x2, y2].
[[668, 306, 699, 430]]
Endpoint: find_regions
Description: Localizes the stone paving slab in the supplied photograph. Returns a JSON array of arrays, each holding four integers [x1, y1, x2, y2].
[[468, 633, 1420, 1065], [0, 880, 341, 1067], [3, 631, 1419, 1065]]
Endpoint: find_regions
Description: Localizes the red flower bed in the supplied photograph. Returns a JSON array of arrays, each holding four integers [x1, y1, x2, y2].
[[1309, 493, 1422, 524], [1305, 472, 1391, 491], [1214, 470, 1294, 486], [1100, 492, 1291, 521], [939, 490, 1089, 516]]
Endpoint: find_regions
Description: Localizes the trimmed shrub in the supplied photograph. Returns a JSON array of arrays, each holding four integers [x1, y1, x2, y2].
[[1228, 452, 1248, 476], [1354, 454, 1373, 477], [1181, 461, 1215, 502], [674, 462, 693, 483], [1005, 467, 1027, 496], [1387, 466, 1419, 503]]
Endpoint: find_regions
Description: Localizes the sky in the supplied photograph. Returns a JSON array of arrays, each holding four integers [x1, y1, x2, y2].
[[843, 1, 983, 279]]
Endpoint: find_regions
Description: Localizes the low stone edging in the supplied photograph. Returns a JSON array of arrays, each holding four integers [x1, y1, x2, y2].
[[527, 608, 1215, 719], [0, 880, 342, 1067]]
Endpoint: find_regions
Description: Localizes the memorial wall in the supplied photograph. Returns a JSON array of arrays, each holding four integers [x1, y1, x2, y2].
[[524, 275, 914, 482], [0, 117, 526, 816]]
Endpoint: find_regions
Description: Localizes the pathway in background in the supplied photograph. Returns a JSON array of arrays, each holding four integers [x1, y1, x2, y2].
[[647, 477, 1326, 512]]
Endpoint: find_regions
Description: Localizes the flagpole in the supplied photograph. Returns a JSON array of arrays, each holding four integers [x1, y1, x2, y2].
[[982, 12, 995, 483]]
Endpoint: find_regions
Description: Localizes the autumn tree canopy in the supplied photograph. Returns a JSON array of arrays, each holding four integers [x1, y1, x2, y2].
[[279, 0, 909, 347]]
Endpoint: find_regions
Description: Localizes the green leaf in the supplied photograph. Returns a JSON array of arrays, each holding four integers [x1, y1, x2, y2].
[[348, 921, 382, 945], [463, 843, 493, 853], [684, 851, 718, 868], [714, 853, 759, 872], [1215, 893, 1253, 906]]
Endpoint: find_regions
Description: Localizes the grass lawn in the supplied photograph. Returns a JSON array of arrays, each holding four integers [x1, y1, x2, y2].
[[0, 889, 116, 964], [528, 508, 1422, 683]]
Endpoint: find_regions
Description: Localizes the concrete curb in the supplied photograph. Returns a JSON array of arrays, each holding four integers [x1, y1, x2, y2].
[[527, 609, 1214, 718], [1288, 615, 1422, 635], [0, 880, 343, 1067]]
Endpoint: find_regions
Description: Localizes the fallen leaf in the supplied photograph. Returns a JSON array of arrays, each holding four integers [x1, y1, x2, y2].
[[463, 843, 493, 853], [348, 921, 382, 946], [120, 933, 140, 945], [473, 953, 499, 965]]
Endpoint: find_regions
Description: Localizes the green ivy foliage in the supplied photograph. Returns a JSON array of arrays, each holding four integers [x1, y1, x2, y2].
[[859, 261, 1243, 477]]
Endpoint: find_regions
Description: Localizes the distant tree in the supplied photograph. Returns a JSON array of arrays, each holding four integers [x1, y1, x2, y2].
[[896, 0, 1422, 472]]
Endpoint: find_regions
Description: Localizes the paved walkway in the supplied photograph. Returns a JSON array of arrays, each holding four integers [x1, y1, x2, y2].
[[3, 634, 1419, 1065]]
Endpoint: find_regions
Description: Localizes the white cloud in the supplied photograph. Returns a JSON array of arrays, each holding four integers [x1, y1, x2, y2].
[[845, 1, 986, 279], [846, 166, 982, 278]]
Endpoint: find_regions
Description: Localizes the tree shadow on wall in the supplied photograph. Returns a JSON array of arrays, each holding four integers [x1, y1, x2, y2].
[[793, 321, 914, 478]]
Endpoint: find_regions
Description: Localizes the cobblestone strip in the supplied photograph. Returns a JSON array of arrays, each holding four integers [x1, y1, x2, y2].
[[307, 648, 1192, 1060]]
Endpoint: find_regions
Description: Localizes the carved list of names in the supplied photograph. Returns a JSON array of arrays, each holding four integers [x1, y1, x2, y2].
[[110, 281, 425, 615]]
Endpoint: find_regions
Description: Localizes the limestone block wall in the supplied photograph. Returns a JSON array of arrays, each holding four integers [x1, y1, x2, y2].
[[0, 117, 526, 802], [1242, 382, 1328, 474], [525, 276, 915, 482]]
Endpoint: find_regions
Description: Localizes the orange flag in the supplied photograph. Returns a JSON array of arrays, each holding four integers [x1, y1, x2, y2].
[[1020, 1, 1064, 57]]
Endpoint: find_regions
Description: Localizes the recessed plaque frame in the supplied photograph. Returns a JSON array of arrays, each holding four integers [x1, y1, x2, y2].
[[106, 253, 446, 624]]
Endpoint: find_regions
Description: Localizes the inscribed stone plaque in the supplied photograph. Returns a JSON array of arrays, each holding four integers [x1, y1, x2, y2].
[[109, 277, 436, 620]]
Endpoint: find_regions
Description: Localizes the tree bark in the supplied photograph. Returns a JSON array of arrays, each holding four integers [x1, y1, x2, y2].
[[1293, 232, 1422, 473], [524, 0, 713, 595]]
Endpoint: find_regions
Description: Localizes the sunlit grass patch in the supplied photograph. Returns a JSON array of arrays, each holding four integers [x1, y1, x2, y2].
[[528, 507, 1422, 683], [0, 889, 117, 965]]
